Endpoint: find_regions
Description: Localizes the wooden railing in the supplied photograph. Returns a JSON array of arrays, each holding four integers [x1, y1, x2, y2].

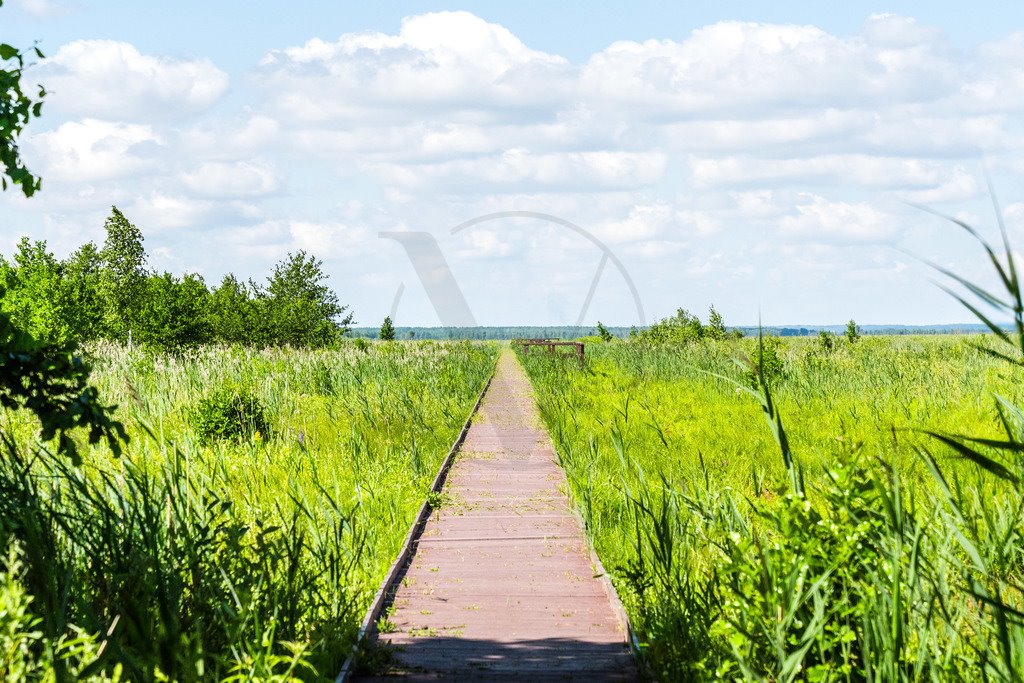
[[513, 338, 585, 368]]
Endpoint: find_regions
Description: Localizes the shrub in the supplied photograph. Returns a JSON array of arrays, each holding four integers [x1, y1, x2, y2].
[[745, 333, 785, 386], [379, 316, 395, 341], [818, 330, 836, 353], [846, 319, 861, 344], [191, 386, 269, 442]]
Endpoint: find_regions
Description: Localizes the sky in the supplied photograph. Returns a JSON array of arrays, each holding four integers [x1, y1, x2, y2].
[[2, 0, 1024, 327]]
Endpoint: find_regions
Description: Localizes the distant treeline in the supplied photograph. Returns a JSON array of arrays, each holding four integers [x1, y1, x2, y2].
[[353, 322, 994, 341], [0, 207, 351, 349], [742, 324, 995, 337], [348, 325, 634, 340]]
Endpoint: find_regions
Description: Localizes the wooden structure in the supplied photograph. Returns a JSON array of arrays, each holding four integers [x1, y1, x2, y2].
[[348, 350, 636, 681], [515, 338, 585, 368]]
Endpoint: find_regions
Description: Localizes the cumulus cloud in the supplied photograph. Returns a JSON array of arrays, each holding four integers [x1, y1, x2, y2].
[[125, 193, 261, 233], [595, 202, 676, 243], [579, 16, 958, 118], [180, 160, 282, 198], [9, 11, 1024, 326], [28, 119, 164, 181], [256, 11, 572, 124], [40, 40, 229, 121], [780, 195, 897, 243]]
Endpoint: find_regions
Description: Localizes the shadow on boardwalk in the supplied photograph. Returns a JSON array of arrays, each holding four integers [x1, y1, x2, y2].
[[357, 635, 635, 682]]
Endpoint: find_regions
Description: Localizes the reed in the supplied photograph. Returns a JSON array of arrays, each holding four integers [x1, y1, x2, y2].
[[0, 340, 498, 681], [520, 216, 1024, 680]]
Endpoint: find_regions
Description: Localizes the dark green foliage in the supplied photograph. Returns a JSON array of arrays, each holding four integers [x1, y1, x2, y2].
[[818, 329, 836, 353], [61, 242, 107, 342], [630, 305, 730, 345], [743, 332, 785, 386], [707, 305, 727, 340], [0, 238, 64, 342], [0, 1, 44, 198], [596, 321, 613, 342], [265, 251, 353, 347], [378, 316, 395, 341], [0, 209, 353, 350], [100, 207, 148, 342], [0, 304, 125, 464], [206, 274, 259, 344], [846, 318, 861, 344], [191, 387, 269, 443], [136, 272, 211, 349], [0, 239, 106, 346]]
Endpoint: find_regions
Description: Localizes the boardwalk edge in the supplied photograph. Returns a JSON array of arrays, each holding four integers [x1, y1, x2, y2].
[[545, 434, 651, 680], [334, 367, 496, 683]]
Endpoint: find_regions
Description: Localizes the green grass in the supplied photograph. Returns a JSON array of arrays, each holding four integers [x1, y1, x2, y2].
[[0, 339, 498, 681], [520, 335, 1024, 680]]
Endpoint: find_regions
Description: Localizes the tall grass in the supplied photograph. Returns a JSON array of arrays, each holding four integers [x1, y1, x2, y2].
[[0, 340, 497, 680], [520, 222, 1024, 679]]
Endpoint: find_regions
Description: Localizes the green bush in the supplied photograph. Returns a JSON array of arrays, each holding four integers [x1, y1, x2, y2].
[[191, 387, 270, 442], [745, 333, 785, 386]]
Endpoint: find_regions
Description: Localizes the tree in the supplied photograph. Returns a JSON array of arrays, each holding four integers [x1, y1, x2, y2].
[[633, 308, 705, 344], [707, 306, 727, 340], [137, 272, 211, 349], [99, 206, 149, 342], [60, 242, 107, 342], [0, 237, 64, 341], [379, 316, 395, 341], [0, 0, 45, 197], [0, 308, 126, 462], [596, 321, 613, 342], [264, 251, 352, 347], [845, 319, 861, 344], [0, 2, 124, 463], [818, 330, 836, 353], [0, 238, 108, 345], [207, 274, 260, 345]]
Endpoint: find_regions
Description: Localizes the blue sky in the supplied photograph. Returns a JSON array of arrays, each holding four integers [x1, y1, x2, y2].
[[3, 0, 1023, 326]]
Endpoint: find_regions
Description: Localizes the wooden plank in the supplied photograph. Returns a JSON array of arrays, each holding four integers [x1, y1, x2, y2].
[[350, 349, 636, 681], [335, 371, 494, 683]]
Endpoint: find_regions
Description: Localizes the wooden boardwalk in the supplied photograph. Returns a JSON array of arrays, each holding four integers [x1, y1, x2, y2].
[[355, 349, 636, 681]]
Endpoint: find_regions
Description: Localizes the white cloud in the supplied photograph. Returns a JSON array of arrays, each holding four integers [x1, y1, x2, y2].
[[222, 219, 373, 259], [256, 11, 572, 124], [580, 18, 958, 118], [180, 160, 282, 198], [40, 40, 229, 121], [689, 154, 960, 190], [780, 195, 897, 243], [12, 0, 77, 19], [595, 202, 675, 243], [28, 119, 164, 181], [10, 11, 1024, 327], [180, 115, 282, 160], [367, 149, 666, 193], [121, 192, 263, 235]]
